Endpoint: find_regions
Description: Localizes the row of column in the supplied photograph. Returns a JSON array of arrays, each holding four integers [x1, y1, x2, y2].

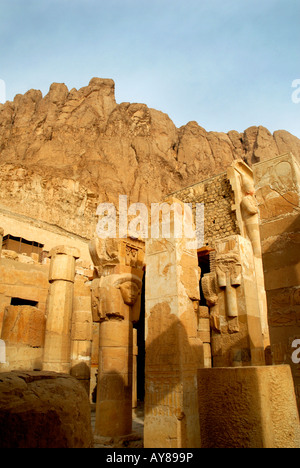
[[0, 240, 92, 390], [0, 233, 140, 435]]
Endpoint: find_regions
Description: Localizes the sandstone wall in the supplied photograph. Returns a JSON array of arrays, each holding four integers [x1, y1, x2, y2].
[[0, 257, 49, 371], [0, 208, 92, 264], [0, 242, 93, 378], [0, 257, 49, 336], [253, 153, 300, 410], [198, 366, 300, 448]]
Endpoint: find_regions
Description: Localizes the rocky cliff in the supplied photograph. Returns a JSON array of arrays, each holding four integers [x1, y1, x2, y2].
[[0, 77, 299, 239]]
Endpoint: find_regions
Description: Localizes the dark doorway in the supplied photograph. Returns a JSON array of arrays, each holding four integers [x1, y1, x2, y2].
[[134, 275, 145, 402]]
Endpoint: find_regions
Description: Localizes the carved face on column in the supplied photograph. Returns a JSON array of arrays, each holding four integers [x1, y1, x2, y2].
[[114, 274, 143, 323], [119, 281, 141, 306], [91, 273, 143, 323], [216, 253, 242, 288]]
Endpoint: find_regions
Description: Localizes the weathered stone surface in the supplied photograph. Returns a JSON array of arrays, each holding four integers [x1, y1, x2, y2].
[[1, 305, 45, 347], [90, 238, 144, 439], [0, 79, 299, 240], [198, 365, 300, 448], [253, 153, 300, 411], [144, 200, 202, 448], [0, 371, 93, 448]]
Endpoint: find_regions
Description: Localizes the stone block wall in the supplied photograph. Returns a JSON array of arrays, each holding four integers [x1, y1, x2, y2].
[[171, 172, 239, 248], [0, 238, 94, 391], [198, 365, 300, 448], [0, 257, 49, 370], [0, 257, 49, 336], [253, 153, 300, 410]]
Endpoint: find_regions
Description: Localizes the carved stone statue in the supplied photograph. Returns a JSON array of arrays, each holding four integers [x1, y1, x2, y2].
[[240, 175, 261, 257], [215, 252, 241, 319], [92, 272, 143, 323], [202, 235, 266, 367], [202, 272, 220, 332]]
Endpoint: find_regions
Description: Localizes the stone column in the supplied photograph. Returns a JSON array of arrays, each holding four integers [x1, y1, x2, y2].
[[43, 245, 80, 373], [0, 227, 3, 257], [70, 295, 93, 394], [97, 315, 134, 436], [197, 306, 212, 368], [89, 237, 144, 439], [132, 328, 138, 408], [144, 198, 203, 448], [202, 235, 265, 367]]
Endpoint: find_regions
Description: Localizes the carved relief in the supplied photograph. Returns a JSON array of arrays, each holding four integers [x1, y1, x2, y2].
[[268, 287, 300, 327], [215, 252, 241, 319], [91, 278, 103, 322], [254, 156, 299, 220], [228, 160, 262, 257], [201, 248, 242, 333], [89, 237, 145, 325], [125, 244, 139, 267], [240, 175, 262, 257], [201, 235, 267, 367], [256, 159, 296, 194], [202, 273, 220, 332], [91, 273, 143, 323]]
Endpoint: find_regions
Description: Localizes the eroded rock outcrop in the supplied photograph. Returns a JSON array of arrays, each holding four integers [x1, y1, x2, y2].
[[0, 78, 299, 238], [0, 371, 93, 448]]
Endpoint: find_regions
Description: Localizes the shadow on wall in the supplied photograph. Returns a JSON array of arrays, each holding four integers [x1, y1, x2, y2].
[[142, 292, 300, 448], [144, 301, 203, 448], [70, 362, 91, 396]]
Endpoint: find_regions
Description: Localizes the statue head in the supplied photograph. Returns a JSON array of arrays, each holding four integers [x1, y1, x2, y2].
[[242, 175, 255, 196], [216, 253, 242, 288], [91, 272, 143, 323], [113, 273, 143, 322], [119, 281, 141, 306]]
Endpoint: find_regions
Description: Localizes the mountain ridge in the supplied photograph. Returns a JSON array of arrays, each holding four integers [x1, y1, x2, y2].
[[0, 77, 299, 238]]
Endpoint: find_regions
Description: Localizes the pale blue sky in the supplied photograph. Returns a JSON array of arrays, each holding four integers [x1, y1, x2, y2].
[[0, 0, 299, 137]]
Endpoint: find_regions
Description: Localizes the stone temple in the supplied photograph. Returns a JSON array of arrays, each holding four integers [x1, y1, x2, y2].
[[0, 79, 299, 448]]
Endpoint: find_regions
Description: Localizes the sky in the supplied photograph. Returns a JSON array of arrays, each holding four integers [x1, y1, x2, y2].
[[0, 0, 299, 137]]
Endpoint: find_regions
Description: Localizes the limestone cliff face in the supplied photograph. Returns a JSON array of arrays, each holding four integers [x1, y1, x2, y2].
[[0, 77, 299, 239]]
